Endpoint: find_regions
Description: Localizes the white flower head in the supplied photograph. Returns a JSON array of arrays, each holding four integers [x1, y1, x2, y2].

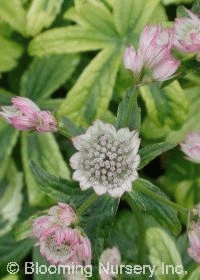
[[70, 120, 140, 198]]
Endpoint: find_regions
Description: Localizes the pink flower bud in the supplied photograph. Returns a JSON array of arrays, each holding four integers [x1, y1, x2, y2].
[[0, 96, 57, 132], [180, 131, 200, 163], [31, 202, 92, 266], [123, 25, 180, 84], [173, 9, 200, 53], [99, 247, 121, 280]]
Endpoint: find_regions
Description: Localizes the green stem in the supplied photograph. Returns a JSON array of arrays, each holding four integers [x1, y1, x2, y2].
[[125, 194, 145, 266], [137, 183, 188, 216], [77, 193, 98, 215]]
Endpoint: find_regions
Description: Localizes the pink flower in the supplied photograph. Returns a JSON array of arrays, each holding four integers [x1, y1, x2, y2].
[[31, 202, 92, 266], [0, 96, 57, 132], [188, 223, 200, 263], [180, 131, 200, 163], [48, 203, 78, 226], [173, 9, 200, 53], [123, 25, 180, 84], [39, 227, 92, 265], [99, 247, 121, 280]]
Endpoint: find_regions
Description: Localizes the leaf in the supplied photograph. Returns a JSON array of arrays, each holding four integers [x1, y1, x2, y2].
[[192, 0, 200, 15], [186, 266, 200, 280], [0, 161, 23, 236], [20, 54, 80, 101], [146, 227, 185, 280], [81, 195, 119, 263], [0, 35, 23, 72], [115, 87, 141, 130], [28, 26, 115, 55], [21, 132, 70, 206], [0, 120, 19, 180], [30, 161, 93, 207], [62, 117, 85, 138], [113, 0, 160, 36], [33, 247, 64, 280], [140, 81, 189, 131], [57, 47, 123, 126], [131, 178, 182, 235], [106, 209, 139, 262], [26, 0, 64, 36], [139, 142, 176, 169], [0, 232, 34, 277], [0, 0, 26, 35]]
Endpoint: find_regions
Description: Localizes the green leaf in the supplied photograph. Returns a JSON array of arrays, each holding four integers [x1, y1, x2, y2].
[[186, 266, 200, 280], [139, 142, 176, 169], [106, 209, 139, 262], [131, 178, 182, 235], [61, 117, 85, 138], [26, 0, 63, 36], [33, 247, 64, 280], [57, 47, 123, 126], [0, 0, 26, 35], [0, 120, 19, 180], [192, 0, 200, 15], [21, 132, 70, 206], [115, 87, 141, 130], [0, 161, 23, 236], [81, 195, 119, 262], [0, 35, 23, 72], [146, 227, 185, 280], [28, 26, 115, 55], [30, 161, 93, 207], [113, 0, 160, 36], [20, 54, 80, 101], [140, 81, 189, 131], [0, 232, 34, 277]]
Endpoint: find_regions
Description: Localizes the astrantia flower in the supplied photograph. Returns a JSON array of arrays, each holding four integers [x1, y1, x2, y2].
[[0, 96, 57, 132], [48, 202, 78, 226], [173, 9, 200, 53], [39, 227, 92, 265], [70, 120, 140, 198], [180, 131, 200, 163], [123, 25, 180, 84], [31, 202, 92, 266], [99, 247, 121, 280]]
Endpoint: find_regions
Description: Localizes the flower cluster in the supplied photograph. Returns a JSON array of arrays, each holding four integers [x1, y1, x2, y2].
[[70, 120, 140, 198], [123, 9, 200, 84], [0, 96, 57, 132], [123, 25, 180, 84], [180, 131, 200, 163], [32, 203, 92, 266], [99, 247, 121, 280]]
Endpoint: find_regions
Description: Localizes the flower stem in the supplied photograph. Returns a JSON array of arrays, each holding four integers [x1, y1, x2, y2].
[[77, 193, 98, 215], [136, 183, 188, 216], [125, 193, 146, 267]]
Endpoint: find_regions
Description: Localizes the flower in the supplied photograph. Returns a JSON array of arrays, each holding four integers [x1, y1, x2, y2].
[[39, 227, 92, 265], [123, 25, 180, 84], [48, 202, 78, 226], [67, 272, 87, 280], [180, 131, 200, 163], [99, 247, 121, 280], [173, 8, 200, 53], [31, 202, 92, 266], [0, 96, 57, 132], [70, 120, 140, 198]]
